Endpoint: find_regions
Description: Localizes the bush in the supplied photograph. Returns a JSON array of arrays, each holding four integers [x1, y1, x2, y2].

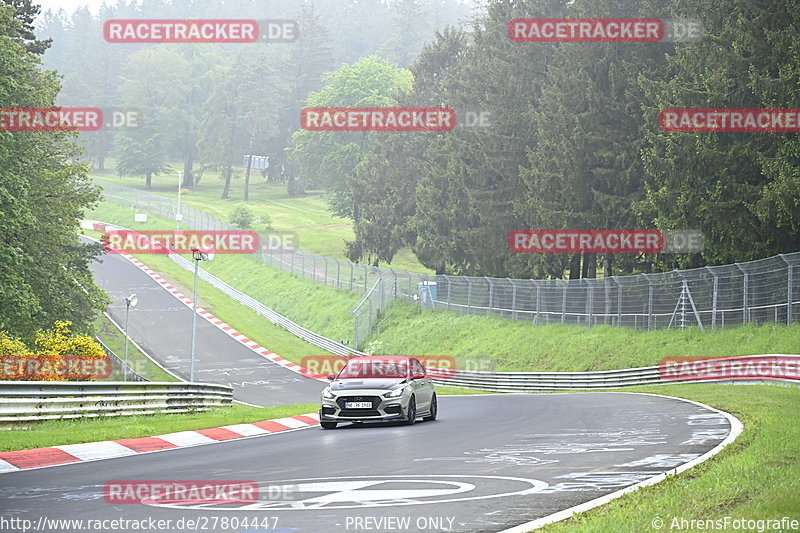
[[230, 203, 255, 229], [0, 321, 107, 381]]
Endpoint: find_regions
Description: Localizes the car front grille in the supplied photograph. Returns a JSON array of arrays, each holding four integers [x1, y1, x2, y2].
[[338, 409, 381, 418], [336, 396, 381, 410]]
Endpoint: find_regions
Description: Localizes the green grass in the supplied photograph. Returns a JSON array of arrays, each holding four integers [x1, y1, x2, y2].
[[371, 304, 800, 372], [94, 314, 176, 382], [0, 403, 316, 452], [539, 383, 800, 532], [91, 163, 432, 274], [86, 201, 800, 372]]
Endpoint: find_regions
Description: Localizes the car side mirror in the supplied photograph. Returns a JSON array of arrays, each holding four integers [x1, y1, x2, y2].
[[327, 374, 336, 381]]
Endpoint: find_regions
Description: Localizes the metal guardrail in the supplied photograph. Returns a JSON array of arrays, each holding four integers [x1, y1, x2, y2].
[[427, 354, 800, 392], [0, 382, 233, 422]]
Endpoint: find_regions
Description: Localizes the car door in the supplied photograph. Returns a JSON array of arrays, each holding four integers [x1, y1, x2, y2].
[[411, 358, 432, 410]]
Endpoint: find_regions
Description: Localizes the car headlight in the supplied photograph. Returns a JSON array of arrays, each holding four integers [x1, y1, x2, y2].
[[322, 388, 335, 399], [383, 387, 405, 398]]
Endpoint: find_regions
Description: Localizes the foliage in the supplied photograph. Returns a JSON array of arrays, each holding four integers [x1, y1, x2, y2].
[[230, 203, 255, 229], [0, 7, 107, 338], [0, 321, 107, 381]]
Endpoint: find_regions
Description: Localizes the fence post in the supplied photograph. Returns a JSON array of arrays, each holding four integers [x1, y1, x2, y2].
[[780, 254, 793, 325], [615, 277, 622, 326], [587, 279, 595, 327], [561, 280, 567, 324], [444, 275, 451, 312], [510, 279, 517, 321], [643, 274, 653, 331], [706, 267, 718, 328], [534, 280, 540, 324], [350, 263, 354, 290], [466, 278, 473, 314], [312, 256, 316, 282], [301, 253, 305, 279], [354, 313, 359, 350], [364, 266, 368, 293], [324, 257, 328, 285], [486, 277, 493, 316], [736, 263, 748, 324]]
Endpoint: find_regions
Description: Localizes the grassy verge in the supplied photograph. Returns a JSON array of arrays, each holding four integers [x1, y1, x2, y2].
[[94, 314, 176, 382], [0, 403, 317, 452], [539, 383, 800, 532], [92, 168, 432, 274]]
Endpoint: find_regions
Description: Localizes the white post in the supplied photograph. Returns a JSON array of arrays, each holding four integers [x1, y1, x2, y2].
[[176, 171, 182, 231], [191, 256, 199, 382]]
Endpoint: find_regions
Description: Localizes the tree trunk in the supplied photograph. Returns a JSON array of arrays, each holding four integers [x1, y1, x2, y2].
[[568, 253, 581, 280], [243, 155, 252, 201], [145, 172, 152, 189], [220, 166, 231, 199], [604, 253, 614, 278], [182, 157, 194, 187], [587, 253, 597, 278]]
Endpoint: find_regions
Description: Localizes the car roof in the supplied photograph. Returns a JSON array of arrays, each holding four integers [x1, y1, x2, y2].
[[345, 355, 418, 362]]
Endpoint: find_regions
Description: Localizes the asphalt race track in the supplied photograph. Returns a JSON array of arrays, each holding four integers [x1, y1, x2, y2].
[[0, 393, 733, 533], [89, 248, 326, 406]]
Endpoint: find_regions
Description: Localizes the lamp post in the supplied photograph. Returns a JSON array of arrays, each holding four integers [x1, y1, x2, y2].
[[190, 247, 214, 382], [124, 293, 138, 381]]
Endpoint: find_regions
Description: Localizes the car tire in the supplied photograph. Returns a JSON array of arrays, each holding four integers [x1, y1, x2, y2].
[[423, 393, 437, 422], [320, 421, 338, 429], [405, 396, 416, 425]]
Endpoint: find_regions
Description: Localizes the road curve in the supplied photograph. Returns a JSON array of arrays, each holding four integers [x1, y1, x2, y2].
[[0, 393, 735, 533], [89, 248, 326, 406]]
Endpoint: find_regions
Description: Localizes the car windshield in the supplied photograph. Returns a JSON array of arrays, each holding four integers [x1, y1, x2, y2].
[[338, 359, 410, 379]]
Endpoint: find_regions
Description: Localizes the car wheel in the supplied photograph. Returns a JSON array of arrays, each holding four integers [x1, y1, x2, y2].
[[320, 421, 338, 429], [405, 396, 417, 425], [423, 393, 437, 422]]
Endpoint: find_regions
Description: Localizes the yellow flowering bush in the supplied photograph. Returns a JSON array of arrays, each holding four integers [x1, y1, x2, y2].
[[0, 321, 109, 381]]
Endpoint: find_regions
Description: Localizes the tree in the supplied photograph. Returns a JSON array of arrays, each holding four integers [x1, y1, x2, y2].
[[0, 0, 51, 54], [114, 47, 189, 187], [0, 7, 106, 339], [288, 55, 413, 217]]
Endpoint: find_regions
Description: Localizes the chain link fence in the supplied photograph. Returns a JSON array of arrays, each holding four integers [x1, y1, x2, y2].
[[101, 183, 800, 349]]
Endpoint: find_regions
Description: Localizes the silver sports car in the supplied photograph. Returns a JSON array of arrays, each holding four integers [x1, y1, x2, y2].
[[318, 355, 438, 429]]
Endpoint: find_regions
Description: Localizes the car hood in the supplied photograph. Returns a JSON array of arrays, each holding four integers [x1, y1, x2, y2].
[[330, 378, 406, 391]]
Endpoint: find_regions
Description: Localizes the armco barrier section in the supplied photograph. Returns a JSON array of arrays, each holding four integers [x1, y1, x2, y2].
[[426, 354, 800, 392], [0, 382, 233, 422]]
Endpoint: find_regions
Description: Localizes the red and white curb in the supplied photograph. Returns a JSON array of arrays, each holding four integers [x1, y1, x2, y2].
[[81, 220, 327, 381], [0, 413, 320, 474]]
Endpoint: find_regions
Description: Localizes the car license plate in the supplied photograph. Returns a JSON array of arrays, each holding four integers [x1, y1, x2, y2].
[[345, 401, 372, 409]]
